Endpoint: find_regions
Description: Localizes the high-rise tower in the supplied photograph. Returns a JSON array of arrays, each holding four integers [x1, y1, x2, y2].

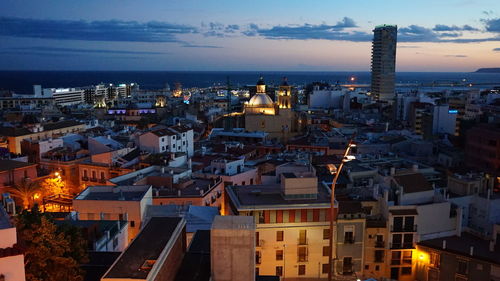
[[371, 24, 397, 102]]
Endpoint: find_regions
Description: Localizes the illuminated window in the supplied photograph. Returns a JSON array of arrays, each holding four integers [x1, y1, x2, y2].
[[276, 250, 283, 261], [276, 231, 284, 241]]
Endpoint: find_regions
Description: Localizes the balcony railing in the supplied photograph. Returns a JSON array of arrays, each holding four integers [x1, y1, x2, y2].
[[390, 242, 414, 249], [82, 176, 89, 181], [298, 255, 308, 262], [298, 238, 308, 245], [375, 241, 385, 248], [99, 178, 106, 183], [344, 237, 355, 244], [391, 225, 417, 232], [90, 178, 97, 182]]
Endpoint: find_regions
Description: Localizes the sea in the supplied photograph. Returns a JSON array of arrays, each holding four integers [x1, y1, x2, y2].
[[1, 71, 500, 94]]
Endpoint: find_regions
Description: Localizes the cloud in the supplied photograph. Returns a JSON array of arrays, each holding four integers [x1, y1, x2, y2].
[[332, 17, 358, 29], [444, 54, 468, 57], [0, 17, 197, 42], [246, 20, 370, 41], [494, 48, 500, 51], [398, 45, 421, 48], [9, 46, 166, 55], [181, 43, 222, 48], [433, 24, 478, 31], [484, 18, 500, 33]]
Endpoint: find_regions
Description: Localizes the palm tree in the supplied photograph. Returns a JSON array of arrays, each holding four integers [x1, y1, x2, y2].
[[6, 179, 41, 210]]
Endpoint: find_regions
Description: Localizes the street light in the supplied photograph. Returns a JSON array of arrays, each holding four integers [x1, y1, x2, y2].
[[328, 139, 356, 281]]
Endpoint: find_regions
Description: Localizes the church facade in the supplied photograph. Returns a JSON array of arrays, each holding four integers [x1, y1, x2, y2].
[[244, 77, 301, 141]]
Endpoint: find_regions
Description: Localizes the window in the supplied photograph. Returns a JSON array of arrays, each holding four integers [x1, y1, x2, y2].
[[375, 250, 384, 262], [375, 265, 380, 271], [298, 265, 306, 275], [392, 234, 402, 248], [83, 170, 88, 177], [256, 232, 260, 246], [256, 251, 261, 264], [430, 252, 440, 268], [365, 265, 369, 270], [323, 246, 330, 257], [24, 170, 28, 178], [258, 212, 265, 224], [276, 231, 284, 241], [242, 181, 245, 186], [100, 171, 105, 180], [402, 251, 412, 264], [255, 267, 259, 276], [130, 221, 135, 228], [404, 216, 415, 231], [298, 246, 308, 262], [92, 171, 96, 179], [344, 225, 354, 243], [299, 230, 307, 245], [250, 178, 254, 185], [323, 229, 330, 240], [276, 266, 283, 276], [403, 234, 413, 248], [391, 251, 402, 265], [322, 263, 329, 274], [393, 216, 403, 231], [276, 250, 283, 261], [401, 267, 412, 275], [457, 260, 467, 275]]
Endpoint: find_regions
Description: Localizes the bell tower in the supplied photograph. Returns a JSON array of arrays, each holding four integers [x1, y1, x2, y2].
[[278, 77, 292, 109]]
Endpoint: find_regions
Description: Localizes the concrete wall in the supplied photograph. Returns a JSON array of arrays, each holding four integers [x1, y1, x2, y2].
[[417, 202, 457, 240], [0, 255, 26, 281], [211, 216, 255, 281]]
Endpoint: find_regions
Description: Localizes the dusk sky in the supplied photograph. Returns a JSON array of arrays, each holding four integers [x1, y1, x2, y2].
[[1, 0, 499, 71]]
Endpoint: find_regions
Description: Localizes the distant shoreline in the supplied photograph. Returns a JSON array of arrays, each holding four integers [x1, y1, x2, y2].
[[475, 68, 500, 73]]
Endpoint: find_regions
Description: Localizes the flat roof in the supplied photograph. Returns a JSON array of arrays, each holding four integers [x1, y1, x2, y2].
[[75, 185, 150, 201], [226, 184, 331, 210], [0, 159, 36, 172], [389, 209, 418, 215], [104, 217, 183, 279]]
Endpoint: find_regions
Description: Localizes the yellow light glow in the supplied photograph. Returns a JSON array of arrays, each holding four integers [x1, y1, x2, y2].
[[419, 254, 424, 260], [34, 193, 40, 199], [54, 172, 60, 177]]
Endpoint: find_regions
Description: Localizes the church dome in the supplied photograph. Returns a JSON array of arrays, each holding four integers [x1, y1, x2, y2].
[[248, 93, 273, 107]]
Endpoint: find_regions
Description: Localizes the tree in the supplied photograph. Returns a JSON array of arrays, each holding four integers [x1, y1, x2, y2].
[[40, 176, 68, 196], [16, 207, 88, 281], [6, 179, 41, 209]]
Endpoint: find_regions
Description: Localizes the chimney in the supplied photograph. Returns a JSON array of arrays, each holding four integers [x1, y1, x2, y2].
[[469, 246, 474, 256], [442, 240, 446, 249]]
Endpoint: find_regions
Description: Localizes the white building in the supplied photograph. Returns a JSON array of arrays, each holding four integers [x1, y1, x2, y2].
[[0, 206, 26, 281], [138, 125, 194, 157], [34, 85, 85, 106]]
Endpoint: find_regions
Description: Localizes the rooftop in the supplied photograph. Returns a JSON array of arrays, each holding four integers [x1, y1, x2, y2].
[[104, 217, 184, 279], [418, 232, 500, 264], [394, 173, 433, 194], [226, 183, 332, 211], [0, 159, 36, 172], [174, 230, 211, 281], [75, 185, 150, 201]]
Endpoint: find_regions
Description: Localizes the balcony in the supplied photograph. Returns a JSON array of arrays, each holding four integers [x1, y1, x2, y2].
[[90, 178, 97, 182], [390, 242, 414, 249], [81, 176, 89, 181], [344, 237, 355, 244], [256, 240, 264, 247], [99, 178, 106, 184], [298, 238, 308, 245], [375, 240, 385, 248], [391, 225, 417, 232]]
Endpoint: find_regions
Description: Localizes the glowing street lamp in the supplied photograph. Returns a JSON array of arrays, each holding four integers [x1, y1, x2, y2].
[[328, 139, 356, 281]]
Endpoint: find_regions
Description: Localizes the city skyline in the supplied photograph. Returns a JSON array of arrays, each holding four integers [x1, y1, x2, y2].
[[0, 0, 499, 71]]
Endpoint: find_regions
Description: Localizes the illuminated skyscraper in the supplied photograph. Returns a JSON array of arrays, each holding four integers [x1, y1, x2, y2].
[[371, 24, 397, 102]]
